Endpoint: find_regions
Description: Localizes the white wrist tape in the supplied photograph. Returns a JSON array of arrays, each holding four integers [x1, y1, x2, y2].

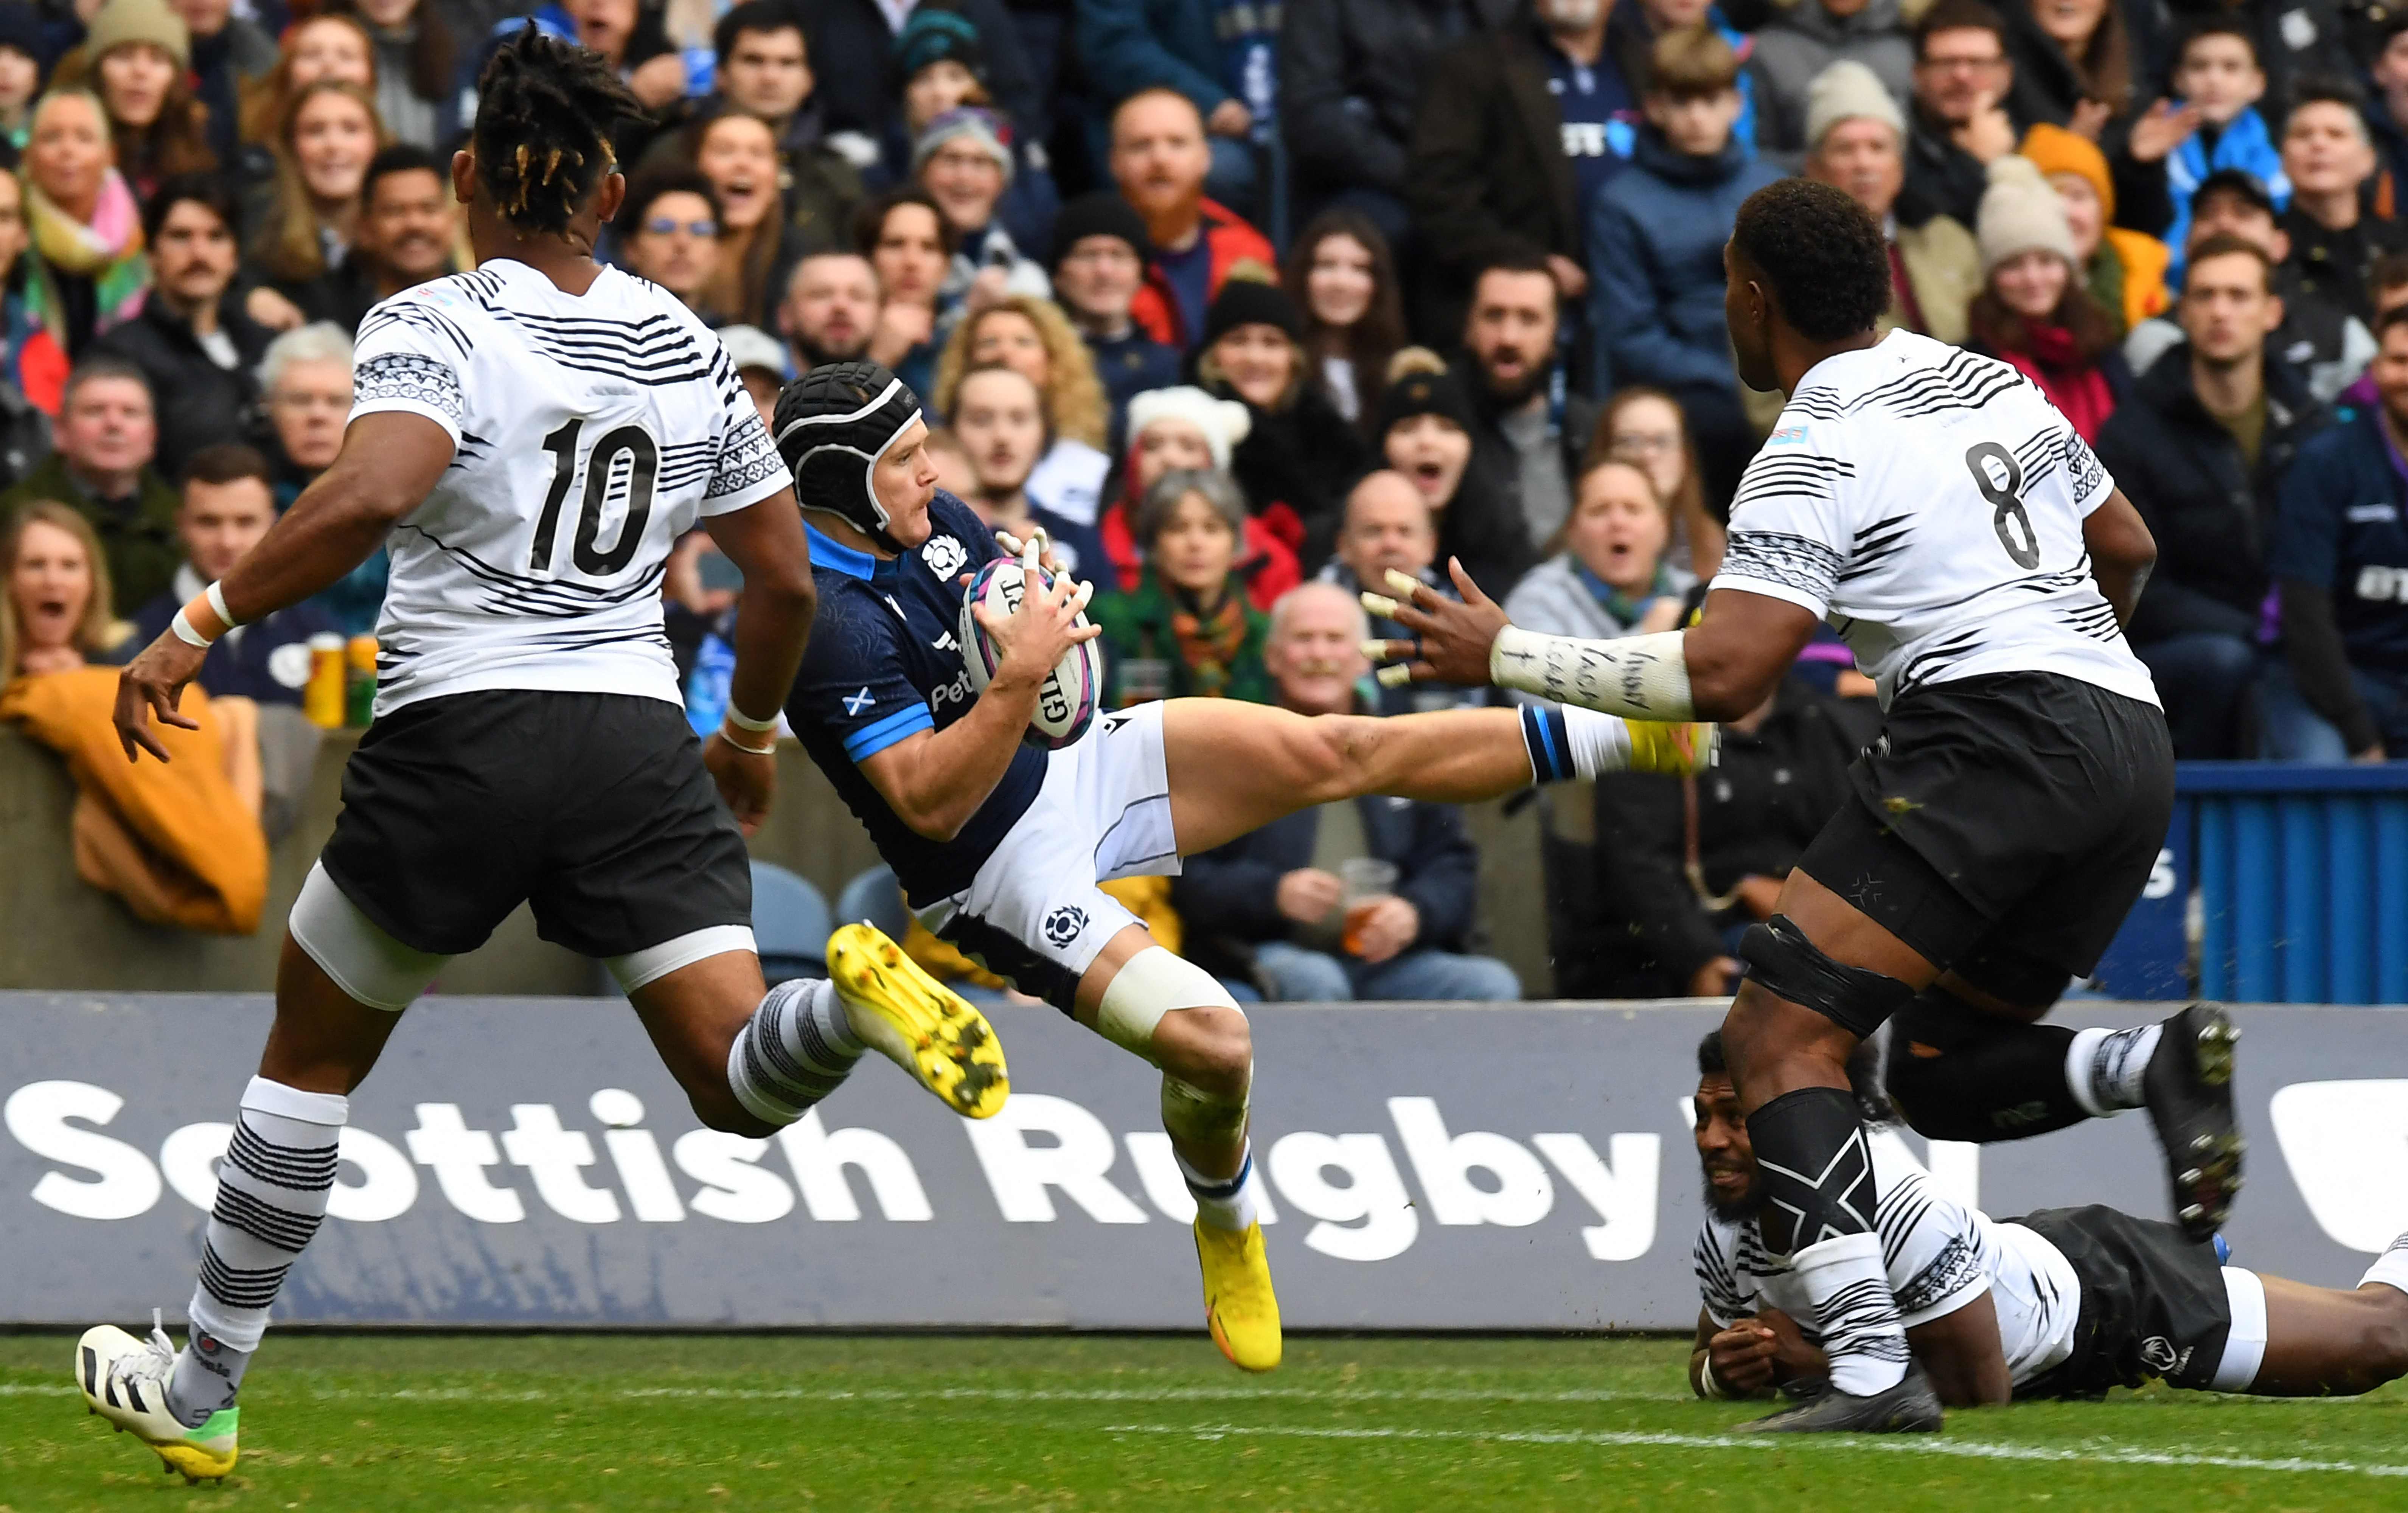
[[1491, 626, 1695, 721], [724, 704, 780, 732], [169, 607, 212, 647], [207, 579, 239, 629], [1698, 1354, 1733, 1400]]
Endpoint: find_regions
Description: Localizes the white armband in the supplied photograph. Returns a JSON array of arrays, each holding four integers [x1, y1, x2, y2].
[[1490, 626, 1695, 721], [724, 704, 780, 733]]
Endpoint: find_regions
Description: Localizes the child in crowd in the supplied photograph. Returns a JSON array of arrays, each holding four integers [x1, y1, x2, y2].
[[2163, 21, 2288, 282]]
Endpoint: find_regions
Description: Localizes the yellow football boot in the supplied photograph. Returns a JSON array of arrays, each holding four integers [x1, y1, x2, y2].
[[825, 923, 1010, 1118], [1195, 1219, 1283, 1372]]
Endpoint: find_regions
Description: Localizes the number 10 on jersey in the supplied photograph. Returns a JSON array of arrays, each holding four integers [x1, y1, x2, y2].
[[531, 418, 660, 576]]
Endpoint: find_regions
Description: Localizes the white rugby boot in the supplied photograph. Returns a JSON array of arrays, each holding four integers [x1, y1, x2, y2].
[[75, 1312, 239, 1483]]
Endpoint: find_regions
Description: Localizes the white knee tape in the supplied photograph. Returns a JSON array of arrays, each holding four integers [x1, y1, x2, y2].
[[609, 925, 759, 994], [287, 862, 449, 1012], [1097, 946, 1241, 1063]]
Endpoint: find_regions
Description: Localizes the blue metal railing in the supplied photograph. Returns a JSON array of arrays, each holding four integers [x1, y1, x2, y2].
[[2186, 764, 2408, 1004], [2097, 764, 2408, 1004]]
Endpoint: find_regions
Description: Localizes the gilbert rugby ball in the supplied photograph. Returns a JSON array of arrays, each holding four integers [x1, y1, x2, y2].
[[959, 558, 1104, 749]]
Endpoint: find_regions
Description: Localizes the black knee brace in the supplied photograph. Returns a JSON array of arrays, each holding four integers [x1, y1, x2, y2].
[[1883, 990, 2085, 1143], [1739, 915, 1917, 1039]]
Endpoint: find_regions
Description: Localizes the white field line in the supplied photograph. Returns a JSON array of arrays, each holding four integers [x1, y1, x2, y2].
[[0, 1382, 1686, 1406], [1096, 1421, 2408, 1480]]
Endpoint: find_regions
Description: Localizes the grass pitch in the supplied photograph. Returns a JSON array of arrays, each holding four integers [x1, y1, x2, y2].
[[5, 1332, 2405, 1511]]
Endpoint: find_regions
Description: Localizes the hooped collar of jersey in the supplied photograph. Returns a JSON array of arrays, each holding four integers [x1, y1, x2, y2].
[[805, 520, 900, 588]]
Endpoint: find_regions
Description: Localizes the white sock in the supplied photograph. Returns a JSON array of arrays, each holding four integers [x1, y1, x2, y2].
[[176, 1077, 346, 1424], [1792, 1231, 1911, 1395], [2361, 1233, 2408, 1297], [1178, 1142, 1261, 1233], [2066, 1023, 2160, 1117], [1562, 707, 1632, 778]]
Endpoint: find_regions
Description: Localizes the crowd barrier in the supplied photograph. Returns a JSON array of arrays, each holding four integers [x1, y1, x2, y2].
[[0, 729, 1550, 994], [3, 994, 2400, 1331], [2097, 763, 2408, 1003]]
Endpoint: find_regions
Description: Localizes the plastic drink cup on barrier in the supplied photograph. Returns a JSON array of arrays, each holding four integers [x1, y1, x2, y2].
[[303, 633, 347, 728], [344, 635, 378, 727], [1339, 857, 1400, 957]]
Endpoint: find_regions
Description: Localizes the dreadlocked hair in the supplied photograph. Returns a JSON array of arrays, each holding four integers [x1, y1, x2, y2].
[[473, 24, 648, 235]]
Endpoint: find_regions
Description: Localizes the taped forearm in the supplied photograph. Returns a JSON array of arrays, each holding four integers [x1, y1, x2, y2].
[[1490, 626, 1696, 721]]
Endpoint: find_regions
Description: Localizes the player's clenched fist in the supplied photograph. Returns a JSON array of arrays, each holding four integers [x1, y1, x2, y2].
[[1707, 1321, 1782, 1396]]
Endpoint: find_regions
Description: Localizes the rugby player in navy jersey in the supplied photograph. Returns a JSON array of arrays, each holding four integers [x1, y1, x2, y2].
[[771, 358, 1719, 1372]]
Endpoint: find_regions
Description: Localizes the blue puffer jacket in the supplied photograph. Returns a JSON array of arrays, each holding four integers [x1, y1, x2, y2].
[[1588, 127, 1785, 396]]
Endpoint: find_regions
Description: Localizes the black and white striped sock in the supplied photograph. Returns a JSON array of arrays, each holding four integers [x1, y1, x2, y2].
[[173, 1077, 345, 1426], [726, 978, 864, 1127]]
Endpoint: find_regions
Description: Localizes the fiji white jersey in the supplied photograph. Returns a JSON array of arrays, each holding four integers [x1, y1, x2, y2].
[[1693, 1132, 2082, 1389], [348, 258, 790, 716], [1714, 330, 2158, 711]]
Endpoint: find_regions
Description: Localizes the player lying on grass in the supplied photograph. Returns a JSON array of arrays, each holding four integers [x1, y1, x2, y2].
[[80, 29, 1005, 1485], [765, 357, 1714, 1374], [1370, 178, 2236, 1432], [1686, 1030, 2408, 1406]]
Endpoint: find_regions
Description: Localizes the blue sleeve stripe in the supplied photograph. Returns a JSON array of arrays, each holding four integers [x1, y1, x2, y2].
[[842, 702, 935, 761]]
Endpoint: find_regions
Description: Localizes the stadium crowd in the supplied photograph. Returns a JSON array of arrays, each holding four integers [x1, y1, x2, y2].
[[3, 0, 2408, 997]]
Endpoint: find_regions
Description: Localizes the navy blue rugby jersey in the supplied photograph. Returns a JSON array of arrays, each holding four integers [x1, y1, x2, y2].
[[785, 491, 1048, 903]]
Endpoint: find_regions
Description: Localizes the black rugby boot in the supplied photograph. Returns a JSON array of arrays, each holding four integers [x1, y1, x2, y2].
[[1737, 1361, 1944, 1434], [2144, 1002, 2243, 1242]]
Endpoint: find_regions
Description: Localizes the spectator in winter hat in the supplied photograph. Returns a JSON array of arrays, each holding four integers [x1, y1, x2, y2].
[[913, 105, 1049, 335], [1198, 277, 1364, 573], [1805, 58, 1981, 349], [2021, 120, 2170, 340], [1051, 189, 1177, 450], [1100, 382, 1299, 610], [1969, 154, 2131, 441], [883, 6, 1056, 261], [67, 0, 213, 201], [1380, 353, 1532, 598]]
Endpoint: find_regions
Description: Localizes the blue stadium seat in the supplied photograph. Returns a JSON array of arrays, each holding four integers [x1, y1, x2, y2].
[[752, 861, 832, 983], [835, 864, 911, 941]]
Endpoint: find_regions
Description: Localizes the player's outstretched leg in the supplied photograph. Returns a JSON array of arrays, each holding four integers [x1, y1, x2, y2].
[[1078, 930, 1279, 1372], [75, 892, 419, 1483], [1883, 994, 2241, 1239], [2223, 1238, 2408, 1396], [1157, 699, 1709, 857], [1720, 885, 1943, 1434]]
